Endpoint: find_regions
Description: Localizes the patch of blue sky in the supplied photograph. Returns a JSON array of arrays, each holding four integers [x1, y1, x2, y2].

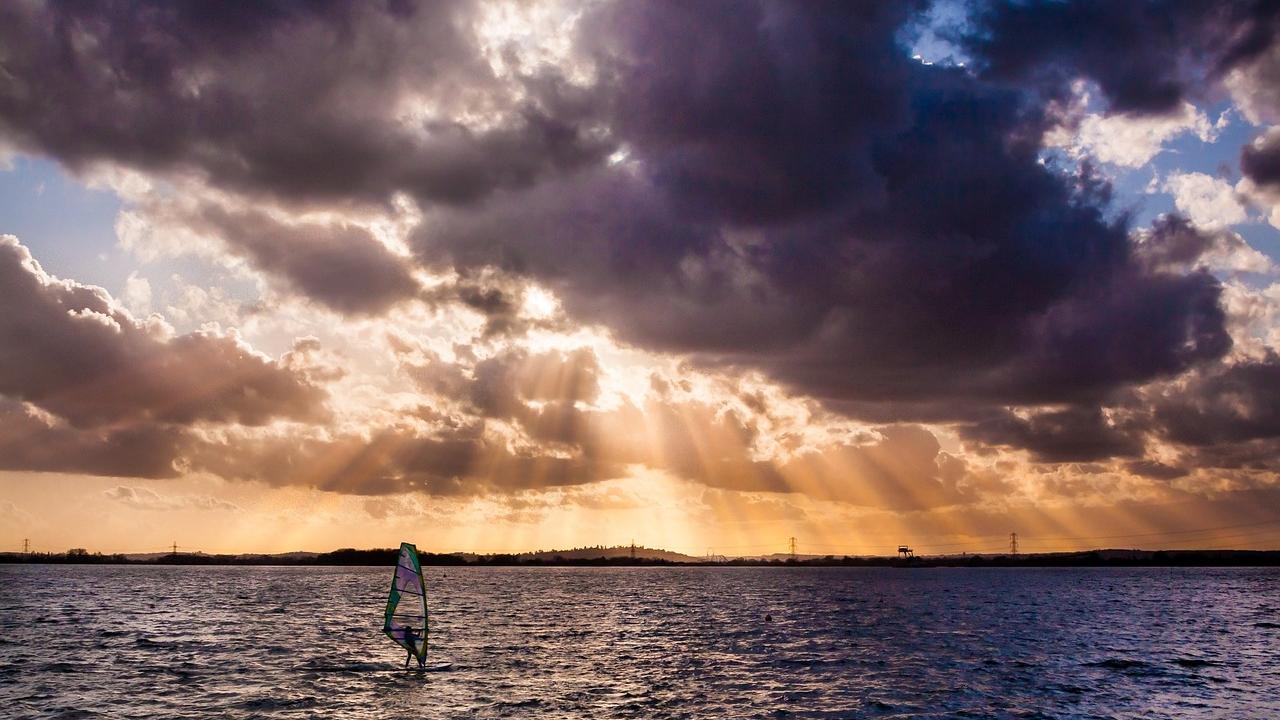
[[905, 0, 971, 68], [0, 155, 127, 289], [1057, 93, 1280, 267], [1152, 105, 1280, 262], [0, 155, 268, 326], [1153, 102, 1251, 179]]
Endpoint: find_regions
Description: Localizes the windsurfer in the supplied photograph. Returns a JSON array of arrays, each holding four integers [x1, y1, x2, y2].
[[403, 627, 425, 668]]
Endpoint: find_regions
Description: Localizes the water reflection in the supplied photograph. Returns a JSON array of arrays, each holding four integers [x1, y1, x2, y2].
[[0, 566, 1276, 718]]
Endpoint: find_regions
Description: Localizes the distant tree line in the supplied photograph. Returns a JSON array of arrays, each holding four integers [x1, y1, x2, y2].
[[3, 548, 1279, 567]]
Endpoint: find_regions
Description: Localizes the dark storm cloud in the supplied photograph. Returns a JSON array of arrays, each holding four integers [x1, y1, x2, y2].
[[579, 0, 920, 225], [418, 1, 1231, 424], [0, 399, 185, 479], [1124, 460, 1189, 481], [0, 0, 607, 208], [1241, 129, 1280, 190], [1131, 214, 1268, 277], [1179, 439, 1280, 474], [961, 406, 1144, 463], [0, 0, 1260, 473], [1134, 215, 1224, 271], [991, 266, 1227, 404], [0, 337, 619, 492], [0, 235, 325, 428], [1151, 355, 1280, 447], [962, 0, 1280, 113], [169, 202, 421, 315]]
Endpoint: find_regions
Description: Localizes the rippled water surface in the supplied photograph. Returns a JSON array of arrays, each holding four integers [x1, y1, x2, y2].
[[2, 565, 1278, 718]]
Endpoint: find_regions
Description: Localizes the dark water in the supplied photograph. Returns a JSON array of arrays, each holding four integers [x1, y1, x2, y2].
[[1, 566, 1277, 718]]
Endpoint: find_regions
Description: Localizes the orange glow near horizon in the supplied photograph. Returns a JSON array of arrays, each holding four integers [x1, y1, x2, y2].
[[5, 467, 1280, 557]]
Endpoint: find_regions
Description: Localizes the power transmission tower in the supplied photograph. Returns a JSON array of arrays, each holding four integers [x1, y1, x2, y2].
[[789, 536, 797, 560], [23, 538, 30, 554], [171, 541, 179, 555], [1009, 532, 1019, 555], [629, 540, 636, 560]]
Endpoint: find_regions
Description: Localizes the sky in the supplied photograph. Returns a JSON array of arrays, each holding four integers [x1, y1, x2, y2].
[[3, 0, 1280, 556]]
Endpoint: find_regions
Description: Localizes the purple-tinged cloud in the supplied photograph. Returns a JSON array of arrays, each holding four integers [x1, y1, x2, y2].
[[0, 235, 326, 428], [0, 0, 607, 208], [0, 399, 185, 478], [961, 406, 1144, 463], [1242, 129, 1280, 190], [962, 0, 1280, 113], [178, 202, 420, 315], [418, 2, 1232, 423], [0, 0, 1270, 479]]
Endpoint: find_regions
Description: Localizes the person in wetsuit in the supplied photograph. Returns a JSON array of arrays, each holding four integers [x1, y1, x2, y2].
[[402, 627, 425, 668]]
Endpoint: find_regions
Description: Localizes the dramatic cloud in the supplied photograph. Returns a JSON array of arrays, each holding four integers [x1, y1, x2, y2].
[[578, 1, 918, 225], [1242, 128, 1280, 189], [0, 399, 185, 478], [1240, 128, 1280, 230], [468, 347, 601, 420], [1151, 355, 1280, 447], [1033, 352, 1280, 482], [420, 2, 1232, 422], [779, 425, 971, 510], [0, 235, 325, 428], [961, 406, 1144, 463], [1134, 215, 1273, 275], [132, 199, 422, 315], [1124, 459, 1189, 481], [0, 2, 1246, 430], [963, 1, 1280, 113], [186, 426, 623, 497], [1226, 40, 1280, 125], [0, 0, 608, 208], [1, 0, 1278, 530]]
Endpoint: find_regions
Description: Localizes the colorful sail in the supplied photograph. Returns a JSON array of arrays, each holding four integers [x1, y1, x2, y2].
[[384, 542, 428, 661]]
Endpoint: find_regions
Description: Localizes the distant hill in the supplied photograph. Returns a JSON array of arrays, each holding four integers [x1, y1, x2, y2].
[[123, 551, 319, 562], [513, 545, 700, 563], [123, 551, 205, 561]]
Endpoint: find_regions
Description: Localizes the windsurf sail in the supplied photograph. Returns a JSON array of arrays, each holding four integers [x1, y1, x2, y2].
[[384, 542, 428, 662]]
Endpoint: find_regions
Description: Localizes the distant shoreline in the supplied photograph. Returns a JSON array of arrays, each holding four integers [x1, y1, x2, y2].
[[3, 547, 1279, 567]]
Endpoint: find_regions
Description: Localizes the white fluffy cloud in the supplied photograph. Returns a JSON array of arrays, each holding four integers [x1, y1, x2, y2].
[[121, 272, 152, 316], [1162, 172, 1249, 229], [1221, 280, 1280, 359], [1070, 104, 1223, 167]]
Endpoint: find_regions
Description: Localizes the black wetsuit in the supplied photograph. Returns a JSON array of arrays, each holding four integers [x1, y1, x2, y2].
[[403, 629, 424, 668]]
